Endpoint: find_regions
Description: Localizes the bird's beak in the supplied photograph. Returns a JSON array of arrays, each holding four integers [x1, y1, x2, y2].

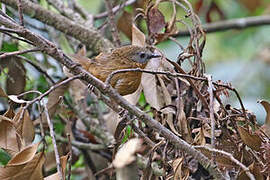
[[149, 53, 161, 59]]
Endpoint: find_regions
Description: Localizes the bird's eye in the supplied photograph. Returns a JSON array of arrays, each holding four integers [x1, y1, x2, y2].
[[139, 53, 146, 59]]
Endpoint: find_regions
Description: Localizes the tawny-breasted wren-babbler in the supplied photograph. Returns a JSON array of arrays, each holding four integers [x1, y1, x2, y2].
[[71, 45, 160, 96]]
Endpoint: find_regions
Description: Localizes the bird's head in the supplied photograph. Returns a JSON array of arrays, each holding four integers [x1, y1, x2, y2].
[[112, 45, 161, 64]]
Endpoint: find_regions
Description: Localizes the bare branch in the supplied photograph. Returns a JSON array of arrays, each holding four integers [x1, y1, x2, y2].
[[174, 15, 270, 37], [0, 47, 40, 59]]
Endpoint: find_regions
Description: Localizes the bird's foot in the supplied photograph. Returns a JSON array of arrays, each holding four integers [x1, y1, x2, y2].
[[87, 84, 95, 93]]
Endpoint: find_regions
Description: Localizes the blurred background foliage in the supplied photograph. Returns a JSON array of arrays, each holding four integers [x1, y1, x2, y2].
[[1, 0, 270, 124]]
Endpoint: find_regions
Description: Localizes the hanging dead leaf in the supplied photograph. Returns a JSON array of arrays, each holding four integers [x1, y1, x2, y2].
[[147, 6, 166, 35], [13, 107, 35, 146], [238, 126, 262, 151], [0, 57, 26, 95], [141, 53, 164, 110], [132, 24, 145, 46], [117, 11, 133, 40], [0, 116, 20, 153], [113, 138, 143, 168], [258, 100, 270, 136]]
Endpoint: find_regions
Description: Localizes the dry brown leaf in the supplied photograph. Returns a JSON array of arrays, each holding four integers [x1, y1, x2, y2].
[[113, 138, 143, 168], [117, 11, 133, 40], [0, 86, 8, 97], [44, 154, 69, 180], [7, 142, 40, 166], [13, 107, 35, 146], [132, 24, 145, 47], [238, 126, 262, 151], [147, 6, 166, 35], [0, 116, 20, 152], [193, 127, 206, 146], [258, 100, 270, 136], [12, 152, 45, 180]]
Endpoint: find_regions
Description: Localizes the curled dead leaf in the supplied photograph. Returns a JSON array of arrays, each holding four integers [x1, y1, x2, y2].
[[258, 99, 270, 136]]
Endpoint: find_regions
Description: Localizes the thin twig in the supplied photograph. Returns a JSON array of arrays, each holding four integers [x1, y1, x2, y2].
[[0, 48, 40, 59], [94, 0, 136, 19], [104, 0, 121, 47], [43, 100, 63, 180], [16, 0, 24, 26], [174, 15, 270, 37], [26, 75, 82, 108], [206, 74, 216, 164]]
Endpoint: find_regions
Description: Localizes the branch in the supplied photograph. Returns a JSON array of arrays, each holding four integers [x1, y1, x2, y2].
[[175, 15, 270, 37], [94, 0, 136, 19], [0, 12, 226, 180], [0, 0, 113, 53]]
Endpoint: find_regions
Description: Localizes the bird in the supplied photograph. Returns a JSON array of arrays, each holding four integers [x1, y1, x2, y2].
[[70, 45, 161, 95]]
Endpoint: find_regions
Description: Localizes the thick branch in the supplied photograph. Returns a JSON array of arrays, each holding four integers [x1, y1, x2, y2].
[[175, 15, 270, 37], [0, 0, 113, 53]]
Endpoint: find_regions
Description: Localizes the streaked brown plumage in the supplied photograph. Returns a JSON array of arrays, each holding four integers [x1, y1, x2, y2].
[[71, 45, 160, 95]]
